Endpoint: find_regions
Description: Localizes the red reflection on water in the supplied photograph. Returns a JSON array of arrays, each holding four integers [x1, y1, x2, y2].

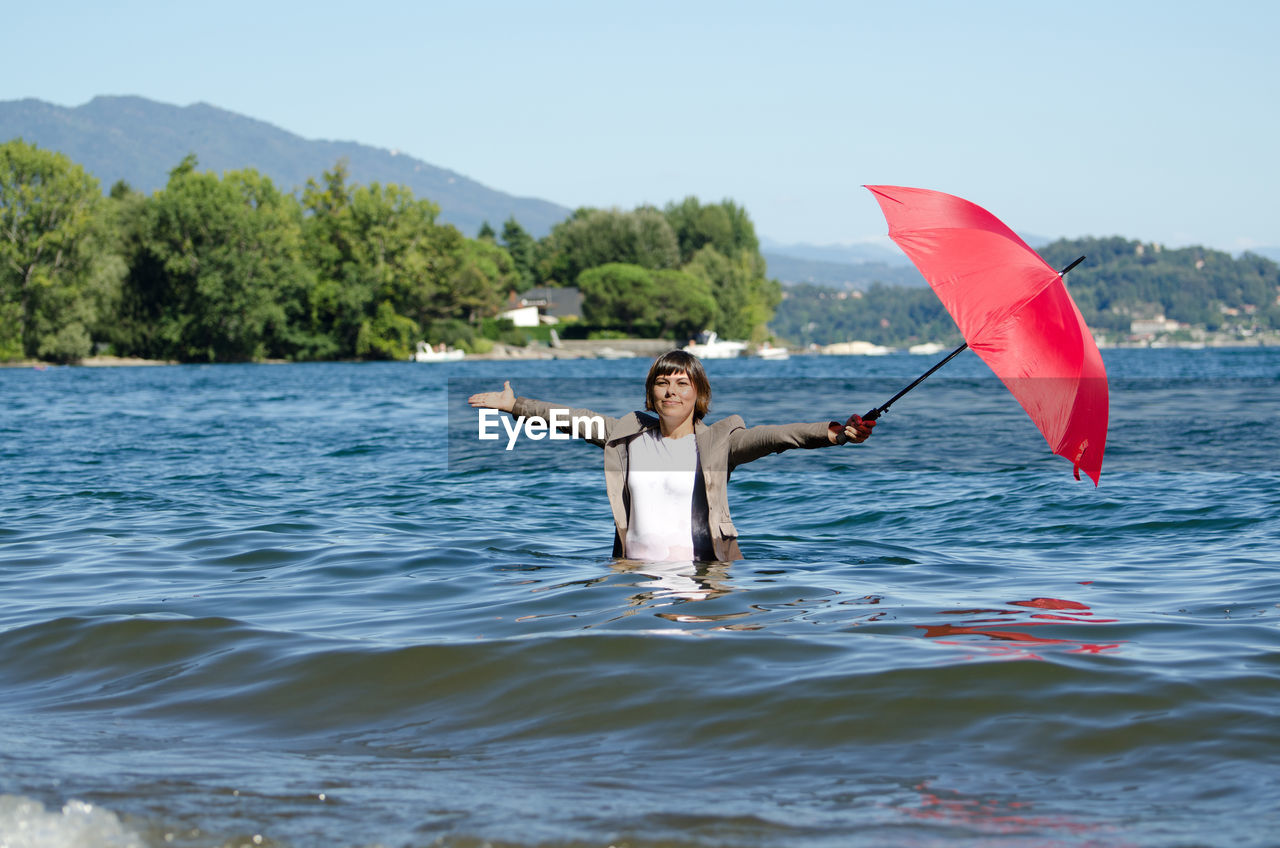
[[918, 597, 1122, 659], [897, 781, 1118, 844], [1011, 597, 1090, 610]]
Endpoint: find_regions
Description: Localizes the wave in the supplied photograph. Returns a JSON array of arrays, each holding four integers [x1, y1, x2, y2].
[[3, 609, 1276, 766]]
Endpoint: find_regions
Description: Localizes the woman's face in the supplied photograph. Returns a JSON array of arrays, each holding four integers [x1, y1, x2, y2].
[[651, 370, 698, 429]]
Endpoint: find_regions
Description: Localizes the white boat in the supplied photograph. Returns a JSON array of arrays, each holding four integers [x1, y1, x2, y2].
[[684, 331, 747, 359], [908, 342, 948, 355], [754, 342, 790, 360], [412, 341, 465, 362], [820, 341, 891, 356]]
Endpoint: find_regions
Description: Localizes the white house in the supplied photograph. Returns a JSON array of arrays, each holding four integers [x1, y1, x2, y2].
[[499, 287, 582, 326], [499, 304, 541, 327]]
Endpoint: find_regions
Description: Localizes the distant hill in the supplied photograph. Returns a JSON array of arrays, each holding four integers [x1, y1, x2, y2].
[[760, 238, 922, 288], [759, 237, 909, 266], [763, 253, 927, 288], [0, 95, 572, 238], [760, 233, 1052, 289], [771, 234, 1280, 347]]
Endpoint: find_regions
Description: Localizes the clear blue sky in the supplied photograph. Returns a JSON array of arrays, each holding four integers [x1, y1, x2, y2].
[[8, 0, 1277, 252]]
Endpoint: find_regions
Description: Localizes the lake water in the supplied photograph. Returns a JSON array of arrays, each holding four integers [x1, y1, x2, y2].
[[1, 348, 1277, 847]]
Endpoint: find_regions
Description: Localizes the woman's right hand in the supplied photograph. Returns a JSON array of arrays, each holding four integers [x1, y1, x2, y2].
[[468, 380, 515, 413]]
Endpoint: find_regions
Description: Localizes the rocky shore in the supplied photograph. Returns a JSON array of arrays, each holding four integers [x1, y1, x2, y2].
[[1, 355, 176, 368], [463, 338, 675, 360], [6, 332, 1277, 368]]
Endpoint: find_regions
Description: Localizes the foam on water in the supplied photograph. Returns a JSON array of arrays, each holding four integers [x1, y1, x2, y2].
[[0, 795, 142, 848]]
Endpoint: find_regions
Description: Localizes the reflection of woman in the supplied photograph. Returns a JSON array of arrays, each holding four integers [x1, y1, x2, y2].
[[467, 350, 874, 561], [616, 559, 734, 605]]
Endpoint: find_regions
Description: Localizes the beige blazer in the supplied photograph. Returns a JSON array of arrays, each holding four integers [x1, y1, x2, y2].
[[510, 396, 839, 561]]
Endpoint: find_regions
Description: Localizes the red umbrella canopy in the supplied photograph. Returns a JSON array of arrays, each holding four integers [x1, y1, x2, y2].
[[865, 185, 1108, 484]]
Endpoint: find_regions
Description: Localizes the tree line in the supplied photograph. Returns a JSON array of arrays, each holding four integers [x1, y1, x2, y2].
[[1036, 237, 1280, 334], [1, 138, 780, 363], [772, 236, 1280, 347]]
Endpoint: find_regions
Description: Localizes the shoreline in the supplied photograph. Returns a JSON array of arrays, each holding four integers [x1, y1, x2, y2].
[[4, 338, 1278, 369], [1, 355, 178, 368]]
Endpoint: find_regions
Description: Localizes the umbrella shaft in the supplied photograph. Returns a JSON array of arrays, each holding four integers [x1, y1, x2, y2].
[[863, 342, 968, 421], [859, 256, 1085, 422]]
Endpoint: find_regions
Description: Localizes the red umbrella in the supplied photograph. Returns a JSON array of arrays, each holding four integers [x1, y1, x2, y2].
[[862, 185, 1108, 484]]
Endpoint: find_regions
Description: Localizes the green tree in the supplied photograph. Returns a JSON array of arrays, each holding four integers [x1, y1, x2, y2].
[[651, 269, 717, 341], [301, 161, 509, 359], [356, 299, 418, 360], [663, 196, 759, 264], [348, 180, 461, 334], [448, 237, 517, 321], [97, 178, 151, 355], [576, 263, 716, 340], [500, 216, 539, 291], [539, 206, 680, 285], [120, 155, 311, 362], [668, 198, 779, 341], [303, 163, 432, 358], [0, 139, 123, 362], [297, 162, 366, 358], [578, 263, 658, 329], [685, 245, 781, 340]]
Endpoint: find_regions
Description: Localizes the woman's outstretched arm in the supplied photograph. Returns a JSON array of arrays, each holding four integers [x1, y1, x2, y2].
[[725, 412, 876, 468], [467, 383, 617, 449]]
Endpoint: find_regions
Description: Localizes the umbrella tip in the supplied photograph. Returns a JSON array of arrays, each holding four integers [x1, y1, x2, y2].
[[1059, 256, 1086, 276], [1071, 438, 1102, 486], [1072, 439, 1088, 481]]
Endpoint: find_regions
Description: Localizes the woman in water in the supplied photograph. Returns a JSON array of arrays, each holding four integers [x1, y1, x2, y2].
[[467, 349, 874, 562]]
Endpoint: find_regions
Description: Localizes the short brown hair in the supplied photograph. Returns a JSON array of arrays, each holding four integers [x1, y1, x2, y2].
[[644, 350, 711, 420]]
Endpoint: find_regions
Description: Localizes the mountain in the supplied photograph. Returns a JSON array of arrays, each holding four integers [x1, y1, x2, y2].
[[762, 253, 927, 288], [759, 233, 1051, 289], [759, 237, 909, 266], [0, 96, 572, 238]]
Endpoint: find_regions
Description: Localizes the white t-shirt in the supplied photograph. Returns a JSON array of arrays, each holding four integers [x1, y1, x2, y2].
[[624, 429, 711, 561]]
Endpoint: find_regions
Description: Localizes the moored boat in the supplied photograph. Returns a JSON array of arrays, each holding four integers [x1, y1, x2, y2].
[[412, 341, 466, 362], [683, 331, 747, 359], [754, 341, 790, 360], [820, 340, 891, 356]]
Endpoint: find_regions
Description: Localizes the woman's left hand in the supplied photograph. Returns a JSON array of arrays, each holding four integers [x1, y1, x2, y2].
[[835, 414, 875, 445]]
